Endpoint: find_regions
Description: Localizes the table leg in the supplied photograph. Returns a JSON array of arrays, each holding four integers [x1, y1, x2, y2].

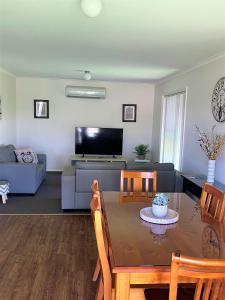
[[115, 273, 130, 300]]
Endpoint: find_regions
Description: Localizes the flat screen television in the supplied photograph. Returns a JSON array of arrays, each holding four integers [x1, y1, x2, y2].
[[75, 127, 123, 156]]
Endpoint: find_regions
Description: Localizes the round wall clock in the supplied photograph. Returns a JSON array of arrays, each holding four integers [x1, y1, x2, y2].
[[211, 77, 225, 122]]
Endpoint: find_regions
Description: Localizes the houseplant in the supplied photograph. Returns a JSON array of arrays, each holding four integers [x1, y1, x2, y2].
[[152, 193, 169, 218], [196, 126, 225, 183], [133, 144, 150, 160]]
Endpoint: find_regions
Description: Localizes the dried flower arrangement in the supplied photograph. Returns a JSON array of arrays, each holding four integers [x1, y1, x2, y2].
[[196, 125, 225, 160]]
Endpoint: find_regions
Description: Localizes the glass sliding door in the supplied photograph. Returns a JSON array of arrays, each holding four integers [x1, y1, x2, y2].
[[160, 91, 186, 171]]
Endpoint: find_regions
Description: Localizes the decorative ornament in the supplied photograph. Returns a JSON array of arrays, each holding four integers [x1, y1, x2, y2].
[[211, 77, 225, 122]]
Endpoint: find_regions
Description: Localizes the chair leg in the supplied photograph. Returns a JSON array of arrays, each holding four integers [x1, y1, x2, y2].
[[1, 194, 6, 204], [95, 275, 103, 300], [93, 257, 101, 281]]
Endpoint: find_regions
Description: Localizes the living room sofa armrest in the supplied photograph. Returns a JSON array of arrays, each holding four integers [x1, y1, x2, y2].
[[37, 154, 46, 165]]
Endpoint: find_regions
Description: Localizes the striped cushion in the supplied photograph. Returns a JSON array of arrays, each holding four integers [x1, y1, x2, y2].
[[0, 181, 9, 194]]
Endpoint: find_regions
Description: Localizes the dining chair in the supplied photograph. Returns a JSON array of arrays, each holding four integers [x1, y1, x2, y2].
[[169, 252, 225, 300], [146, 252, 225, 300], [120, 170, 157, 202], [90, 179, 102, 282], [200, 182, 225, 223], [92, 193, 146, 300]]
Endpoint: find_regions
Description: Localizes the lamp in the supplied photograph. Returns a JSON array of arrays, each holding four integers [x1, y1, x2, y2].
[[81, 0, 103, 18], [83, 71, 92, 80]]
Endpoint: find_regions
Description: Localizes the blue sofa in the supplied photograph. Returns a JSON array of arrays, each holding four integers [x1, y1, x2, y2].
[[0, 144, 46, 193]]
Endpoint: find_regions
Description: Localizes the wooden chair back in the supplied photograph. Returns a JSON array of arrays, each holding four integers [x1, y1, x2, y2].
[[92, 194, 112, 300], [90, 179, 101, 212], [120, 170, 157, 194], [169, 252, 225, 300], [200, 183, 225, 223], [91, 179, 99, 195]]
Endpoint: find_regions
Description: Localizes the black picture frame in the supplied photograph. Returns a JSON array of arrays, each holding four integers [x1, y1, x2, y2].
[[34, 100, 49, 119], [122, 104, 137, 122]]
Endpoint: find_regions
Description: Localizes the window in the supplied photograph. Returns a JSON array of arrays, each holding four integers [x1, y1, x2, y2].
[[160, 91, 186, 171]]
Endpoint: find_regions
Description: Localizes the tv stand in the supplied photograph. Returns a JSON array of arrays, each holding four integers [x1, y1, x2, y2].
[[70, 155, 127, 163]]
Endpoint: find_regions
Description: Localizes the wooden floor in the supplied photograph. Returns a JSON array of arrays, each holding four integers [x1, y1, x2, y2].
[[0, 215, 98, 300]]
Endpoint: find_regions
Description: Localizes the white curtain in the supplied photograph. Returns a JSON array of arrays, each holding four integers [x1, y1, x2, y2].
[[160, 92, 186, 171]]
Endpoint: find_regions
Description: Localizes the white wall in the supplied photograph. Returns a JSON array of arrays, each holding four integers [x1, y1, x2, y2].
[[0, 69, 16, 145], [16, 78, 155, 170], [152, 56, 225, 184]]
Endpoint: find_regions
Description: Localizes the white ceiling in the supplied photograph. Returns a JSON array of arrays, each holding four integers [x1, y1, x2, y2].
[[0, 0, 225, 82]]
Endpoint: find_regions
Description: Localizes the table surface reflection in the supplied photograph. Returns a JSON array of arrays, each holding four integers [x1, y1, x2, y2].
[[102, 192, 225, 271]]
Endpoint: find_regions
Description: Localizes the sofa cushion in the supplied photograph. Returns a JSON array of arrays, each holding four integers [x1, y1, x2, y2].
[[126, 162, 155, 171], [154, 163, 174, 171], [0, 145, 12, 162], [75, 161, 125, 170], [126, 162, 174, 171]]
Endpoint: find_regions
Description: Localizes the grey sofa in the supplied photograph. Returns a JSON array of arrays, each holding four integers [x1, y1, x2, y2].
[[0, 144, 46, 193], [61, 161, 179, 209]]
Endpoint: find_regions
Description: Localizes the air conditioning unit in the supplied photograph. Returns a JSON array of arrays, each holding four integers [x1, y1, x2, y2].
[[65, 86, 106, 99]]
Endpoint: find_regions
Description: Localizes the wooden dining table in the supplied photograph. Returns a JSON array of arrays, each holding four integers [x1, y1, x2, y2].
[[101, 192, 225, 300]]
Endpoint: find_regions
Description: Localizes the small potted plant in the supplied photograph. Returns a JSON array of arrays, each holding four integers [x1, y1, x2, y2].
[[133, 144, 150, 160], [152, 193, 169, 218]]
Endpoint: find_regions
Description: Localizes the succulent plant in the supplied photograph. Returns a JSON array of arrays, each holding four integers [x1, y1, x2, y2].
[[152, 193, 169, 206]]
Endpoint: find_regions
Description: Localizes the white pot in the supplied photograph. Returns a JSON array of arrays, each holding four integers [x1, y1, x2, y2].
[[207, 160, 216, 183], [152, 204, 168, 218]]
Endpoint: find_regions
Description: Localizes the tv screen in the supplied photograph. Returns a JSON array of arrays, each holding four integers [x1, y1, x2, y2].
[[75, 127, 123, 156]]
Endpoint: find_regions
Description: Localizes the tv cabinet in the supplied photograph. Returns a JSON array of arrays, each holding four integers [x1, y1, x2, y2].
[[70, 155, 127, 164]]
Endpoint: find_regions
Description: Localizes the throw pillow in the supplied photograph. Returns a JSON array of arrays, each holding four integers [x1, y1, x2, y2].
[[14, 148, 39, 164]]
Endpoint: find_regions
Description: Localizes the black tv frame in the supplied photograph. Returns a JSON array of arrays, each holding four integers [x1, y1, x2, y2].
[[75, 127, 123, 157]]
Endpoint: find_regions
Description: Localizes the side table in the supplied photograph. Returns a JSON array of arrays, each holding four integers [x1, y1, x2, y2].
[[0, 181, 9, 204]]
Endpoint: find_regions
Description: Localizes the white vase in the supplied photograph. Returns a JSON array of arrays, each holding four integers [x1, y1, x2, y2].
[[152, 204, 168, 218], [207, 159, 216, 183]]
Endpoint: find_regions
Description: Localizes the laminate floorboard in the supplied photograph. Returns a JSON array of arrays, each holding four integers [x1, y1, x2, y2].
[[0, 215, 98, 300]]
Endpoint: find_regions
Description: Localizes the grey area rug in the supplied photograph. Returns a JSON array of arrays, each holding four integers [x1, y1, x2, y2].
[[0, 172, 90, 215]]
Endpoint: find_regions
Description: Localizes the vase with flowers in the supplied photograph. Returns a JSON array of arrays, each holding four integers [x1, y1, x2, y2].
[[196, 125, 225, 183]]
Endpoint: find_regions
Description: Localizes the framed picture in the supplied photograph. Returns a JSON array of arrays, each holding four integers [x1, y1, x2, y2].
[[0, 96, 2, 120], [122, 104, 137, 122], [34, 100, 49, 119]]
